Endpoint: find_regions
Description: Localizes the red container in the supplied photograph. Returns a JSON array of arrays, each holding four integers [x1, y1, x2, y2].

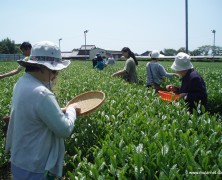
[[158, 91, 179, 102]]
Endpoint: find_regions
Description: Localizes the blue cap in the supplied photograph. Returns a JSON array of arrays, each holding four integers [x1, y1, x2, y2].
[[96, 53, 101, 57]]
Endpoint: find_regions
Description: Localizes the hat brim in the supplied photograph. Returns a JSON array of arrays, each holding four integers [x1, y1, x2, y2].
[[151, 55, 159, 59], [17, 58, 70, 71], [171, 63, 193, 71]]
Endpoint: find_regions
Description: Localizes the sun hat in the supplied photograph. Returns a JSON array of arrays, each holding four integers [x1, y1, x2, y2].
[[171, 52, 193, 71], [150, 50, 160, 59], [18, 41, 70, 71]]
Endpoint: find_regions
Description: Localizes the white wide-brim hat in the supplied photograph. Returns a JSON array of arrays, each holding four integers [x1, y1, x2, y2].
[[150, 50, 160, 59], [171, 52, 193, 71], [18, 41, 70, 71]]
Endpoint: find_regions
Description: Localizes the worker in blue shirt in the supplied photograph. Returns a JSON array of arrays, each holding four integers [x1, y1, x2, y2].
[[95, 54, 106, 70], [146, 50, 179, 93]]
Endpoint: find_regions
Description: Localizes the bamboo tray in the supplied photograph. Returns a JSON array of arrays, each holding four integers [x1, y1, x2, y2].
[[66, 90, 105, 116]]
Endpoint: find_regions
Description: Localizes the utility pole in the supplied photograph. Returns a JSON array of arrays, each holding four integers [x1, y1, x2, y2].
[[211, 30, 216, 57], [59, 38, 62, 49], [185, 0, 188, 54], [84, 30, 88, 60]]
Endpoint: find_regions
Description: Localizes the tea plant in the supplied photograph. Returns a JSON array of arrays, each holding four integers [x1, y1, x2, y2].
[[0, 60, 222, 179]]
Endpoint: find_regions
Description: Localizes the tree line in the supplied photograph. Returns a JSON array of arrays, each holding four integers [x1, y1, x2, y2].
[[0, 38, 22, 54], [162, 46, 222, 56], [0, 38, 221, 56]]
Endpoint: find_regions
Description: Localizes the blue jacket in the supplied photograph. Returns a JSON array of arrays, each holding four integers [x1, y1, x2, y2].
[[95, 60, 105, 70]]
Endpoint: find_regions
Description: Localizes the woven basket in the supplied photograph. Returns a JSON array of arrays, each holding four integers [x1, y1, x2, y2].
[[66, 90, 105, 116], [158, 90, 179, 102]]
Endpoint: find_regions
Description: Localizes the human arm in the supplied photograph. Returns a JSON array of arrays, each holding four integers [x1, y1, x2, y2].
[[0, 67, 22, 79], [168, 76, 206, 100], [111, 69, 127, 77], [38, 93, 79, 138], [166, 84, 187, 99], [178, 93, 188, 99], [159, 64, 179, 78], [146, 63, 152, 85], [112, 59, 132, 77], [61, 103, 81, 114]]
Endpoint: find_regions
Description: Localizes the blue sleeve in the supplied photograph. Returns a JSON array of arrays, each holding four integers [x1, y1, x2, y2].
[[159, 64, 174, 78]]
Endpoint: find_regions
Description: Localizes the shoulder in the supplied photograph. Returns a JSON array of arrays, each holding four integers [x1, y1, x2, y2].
[[190, 69, 201, 78], [157, 63, 165, 69], [126, 57, 135, 64], [32, 87, 54, 105], [186, 70, 204, 82], [23, 74, 53, 96]]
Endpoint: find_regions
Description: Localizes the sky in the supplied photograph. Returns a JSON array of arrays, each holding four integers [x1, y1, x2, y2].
[[0, 0, 221, 54]]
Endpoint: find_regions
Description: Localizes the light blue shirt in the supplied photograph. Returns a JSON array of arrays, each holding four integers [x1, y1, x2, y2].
[[107, 57, 115, 65], [6, 73, 76, 177], [146, 61, 174, 85]]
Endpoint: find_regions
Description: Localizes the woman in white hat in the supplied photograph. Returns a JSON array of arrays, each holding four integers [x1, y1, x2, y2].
[[146, 50, 179, 93], [6, 41, 80, 179], [166, 52, 207, 112]]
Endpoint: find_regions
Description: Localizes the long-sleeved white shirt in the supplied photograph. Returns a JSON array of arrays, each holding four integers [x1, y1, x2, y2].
[[6, 73, 76, 177]]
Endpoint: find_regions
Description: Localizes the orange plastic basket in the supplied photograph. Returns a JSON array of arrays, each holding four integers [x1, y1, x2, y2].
[[158, 91, 179, 102]]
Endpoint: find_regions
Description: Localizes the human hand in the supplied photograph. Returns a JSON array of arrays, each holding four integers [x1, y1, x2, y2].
[[178, 93, 188, 99], [166, 85, 177, 92], [111, 73, 116, 77], [174, 73, 180, 78], [68, 103, 81, 115], [61, 107, 66, 113]]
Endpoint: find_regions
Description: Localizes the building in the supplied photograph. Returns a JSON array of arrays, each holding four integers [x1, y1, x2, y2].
[[89, 48, 122, 60], [62, 45, 95, 60], [89, 48, 106, 60], [106, 50, 122, 59], [78, 45, 96, 59], [140, 50, 152, 56], [62, 45, 122, 60]]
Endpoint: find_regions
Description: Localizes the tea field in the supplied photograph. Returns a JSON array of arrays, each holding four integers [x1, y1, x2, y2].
[[0, 60, 222, 179]]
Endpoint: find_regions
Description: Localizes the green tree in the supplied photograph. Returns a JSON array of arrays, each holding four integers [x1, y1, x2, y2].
[[197, 45, 212, 56], [163, 48, 177, 56], [190, 49, 202, 56], [177, 47, 186, 53], [0, 38, 21, 54], [214, 46, 222, 56]]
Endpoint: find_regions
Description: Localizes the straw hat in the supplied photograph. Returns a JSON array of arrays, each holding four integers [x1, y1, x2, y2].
[[18, 41, 70, 71], [171, 52, 193, 71], [150, 50, 160, 59]]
